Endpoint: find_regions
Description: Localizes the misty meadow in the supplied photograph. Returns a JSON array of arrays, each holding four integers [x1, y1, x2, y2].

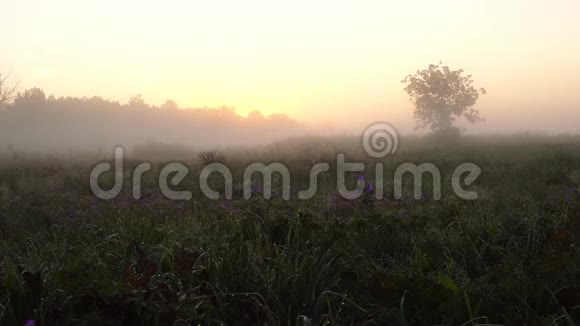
[[2, 0, 580, 325], [2, 134, 580, 325]]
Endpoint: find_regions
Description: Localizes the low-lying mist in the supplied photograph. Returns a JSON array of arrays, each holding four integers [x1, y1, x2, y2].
[[0, 89, 316, 154], [1, 88, 579, 161]]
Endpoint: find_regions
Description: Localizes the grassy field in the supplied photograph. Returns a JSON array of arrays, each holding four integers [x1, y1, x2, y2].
[[1, 136, 580, 325]]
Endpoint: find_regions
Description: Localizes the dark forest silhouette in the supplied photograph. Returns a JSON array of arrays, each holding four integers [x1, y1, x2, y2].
[[0, 88, 308, 152]]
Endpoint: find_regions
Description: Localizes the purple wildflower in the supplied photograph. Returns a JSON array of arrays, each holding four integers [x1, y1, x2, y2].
[[565, 187, 578, 203], [329, 198, 337, 207], [24, 320, 36, 326], [365, 183, 374, 193]]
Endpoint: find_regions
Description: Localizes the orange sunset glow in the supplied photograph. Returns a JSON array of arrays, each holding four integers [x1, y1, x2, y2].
[[2, 0, 579, 134], [3, 2, 580, 325]]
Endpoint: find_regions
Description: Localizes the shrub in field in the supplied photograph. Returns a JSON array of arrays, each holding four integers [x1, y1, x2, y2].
[[198, 151, 227, 165]]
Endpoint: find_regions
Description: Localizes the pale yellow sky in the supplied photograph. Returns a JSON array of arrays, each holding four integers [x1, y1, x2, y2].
[[2, 0, 579, 133]]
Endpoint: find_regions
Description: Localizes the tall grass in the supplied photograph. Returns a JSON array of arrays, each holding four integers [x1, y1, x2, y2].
[[1, 136, 580, 325]]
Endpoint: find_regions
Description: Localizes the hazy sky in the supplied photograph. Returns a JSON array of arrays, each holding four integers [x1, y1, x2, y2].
[[2, 0, 579, 133]]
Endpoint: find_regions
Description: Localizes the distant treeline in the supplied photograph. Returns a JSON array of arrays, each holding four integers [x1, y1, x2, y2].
[[0, 88, 308, 153]]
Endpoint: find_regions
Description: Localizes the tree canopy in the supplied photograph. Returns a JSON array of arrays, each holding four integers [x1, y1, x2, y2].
[[402, 62, 486, 136], [0, 71, 18, 107]]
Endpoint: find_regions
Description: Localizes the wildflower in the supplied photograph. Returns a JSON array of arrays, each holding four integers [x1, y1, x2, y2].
[[565, 187, 578, 203], [328, 197, 337, 207], [364, 183, 374, 194], [398, 210, 409, 218], [357, 175, 366, 183], [24, 320, 36, 326]]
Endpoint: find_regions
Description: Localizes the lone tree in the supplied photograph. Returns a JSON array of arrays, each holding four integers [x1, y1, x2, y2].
[[0, 70, 18, 107], [402, 62, 486, 137]]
